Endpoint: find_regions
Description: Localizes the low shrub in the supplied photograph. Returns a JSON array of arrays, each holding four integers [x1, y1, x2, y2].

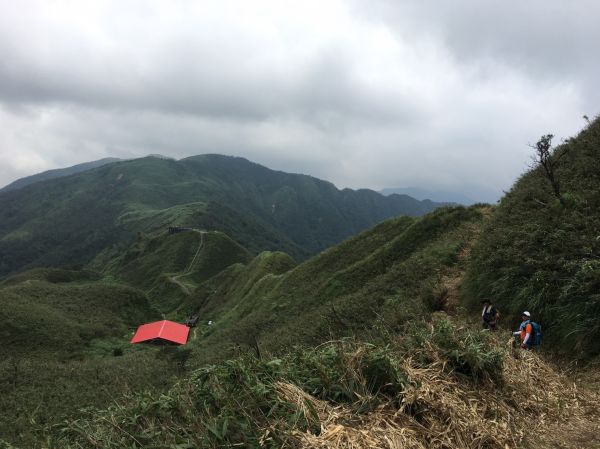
[[400, 319, 505, 385]]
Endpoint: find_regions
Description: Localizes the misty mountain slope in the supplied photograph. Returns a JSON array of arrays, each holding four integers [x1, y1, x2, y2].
[[462, 117, 600, 357], [184, 205, 486, 361], [0, 157, 122, 193], [0, 154, 446, 277]]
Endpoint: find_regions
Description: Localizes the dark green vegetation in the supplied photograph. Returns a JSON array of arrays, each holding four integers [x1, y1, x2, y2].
[[0, 154, 446, 277], [0, 158, 121, 193], [0, 270, 156, 356], [0, 269, 181, 447], [463, 118, 600, 357], [1, 351, 175, 448], [100, 230, 252, 313]]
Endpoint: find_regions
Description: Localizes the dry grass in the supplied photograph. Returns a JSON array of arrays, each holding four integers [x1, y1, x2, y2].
[[272, 342, 599, 449]]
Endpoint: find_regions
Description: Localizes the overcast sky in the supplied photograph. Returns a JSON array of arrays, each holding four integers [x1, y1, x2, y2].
[[0, 0, 597, 201]]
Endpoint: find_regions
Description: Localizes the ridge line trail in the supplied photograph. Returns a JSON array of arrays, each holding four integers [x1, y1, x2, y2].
[[169, 230, 206, 296], [438, 205, 492, 315], [436, 206, 600, 448], [183, 230, 206, 274]]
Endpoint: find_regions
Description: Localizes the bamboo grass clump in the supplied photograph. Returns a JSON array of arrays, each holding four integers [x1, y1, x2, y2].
[[271, 334, 598, 449]]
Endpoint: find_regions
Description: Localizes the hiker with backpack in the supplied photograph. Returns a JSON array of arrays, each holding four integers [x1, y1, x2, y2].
[[481, 300, 500, 330], [513, 311, 542, 349]]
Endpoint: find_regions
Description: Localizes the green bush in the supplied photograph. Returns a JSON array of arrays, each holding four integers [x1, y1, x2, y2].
[[400, 320, 505, 385]]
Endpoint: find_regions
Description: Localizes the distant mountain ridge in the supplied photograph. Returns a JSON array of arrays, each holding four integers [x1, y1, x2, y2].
[[0, 158, 122, 192], [381, 186, 502, 205], [380, 187, 474, 205], [0, 154, 448, 277], [2, 122, 599, 448]]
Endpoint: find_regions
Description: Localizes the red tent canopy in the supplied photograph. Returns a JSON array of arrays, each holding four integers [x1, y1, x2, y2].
[[131, 320, 190, 345]]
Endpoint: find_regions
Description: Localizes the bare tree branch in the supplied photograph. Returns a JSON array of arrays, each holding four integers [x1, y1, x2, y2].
[[530, 134, 567, 204]]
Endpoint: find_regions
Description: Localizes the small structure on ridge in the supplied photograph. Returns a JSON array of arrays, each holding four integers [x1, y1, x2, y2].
[[130, 320, 190, 345], [184, 315, 199, 327]]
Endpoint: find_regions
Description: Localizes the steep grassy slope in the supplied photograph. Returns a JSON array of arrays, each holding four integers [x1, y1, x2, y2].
[[0, 154, 446, 277], [0, 350, 176, 448], [462, 118, 600, 357], [185, 206, 486, 361], [0, 206, 485, 447], [102, 230, 253, 312]]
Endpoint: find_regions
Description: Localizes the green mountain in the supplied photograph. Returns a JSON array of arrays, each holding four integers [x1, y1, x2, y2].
[[0, 227, 258, 446], [101, 230, 253, 313], [3, 190, 599, 448], [3, 121, 600, 448], [0, 205, 484, 447], [178, 205, 486, 362], [0, 154, 446, 278], [462, 118, 600, 356], [12, 203, 594, 449], [0, 157, 121, 193]]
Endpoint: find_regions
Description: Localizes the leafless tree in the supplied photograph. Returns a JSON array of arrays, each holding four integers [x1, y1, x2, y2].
[[531, 134, 568, 204]]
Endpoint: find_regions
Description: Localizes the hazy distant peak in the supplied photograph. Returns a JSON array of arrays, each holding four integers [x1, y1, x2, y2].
[[380, 187, 477, 205], [0, 158, 122, 193], [147, 154, 175, 160]]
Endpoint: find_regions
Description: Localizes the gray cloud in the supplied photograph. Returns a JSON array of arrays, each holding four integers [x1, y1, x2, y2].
[[359, 0, 600, 109], [0, 0, 595, 201]]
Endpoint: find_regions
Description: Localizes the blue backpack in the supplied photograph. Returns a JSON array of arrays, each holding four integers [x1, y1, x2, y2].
[[528, 321, 542, 346]]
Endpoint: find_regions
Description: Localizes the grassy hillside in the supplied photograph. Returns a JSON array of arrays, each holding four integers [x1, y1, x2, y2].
[[462, 118, 600, 357], [0, 269, 159, 357], [102, 230, 253, 313], [4, 194, 600, 447], [0, 269, 184, 446], [0, 154, 446, 277], [184, 206, 487, 362], [0, 231, 255, 446], [3, 121, 600, 448], [0, 206, 485, 447], [0, 350, 176, 448]]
